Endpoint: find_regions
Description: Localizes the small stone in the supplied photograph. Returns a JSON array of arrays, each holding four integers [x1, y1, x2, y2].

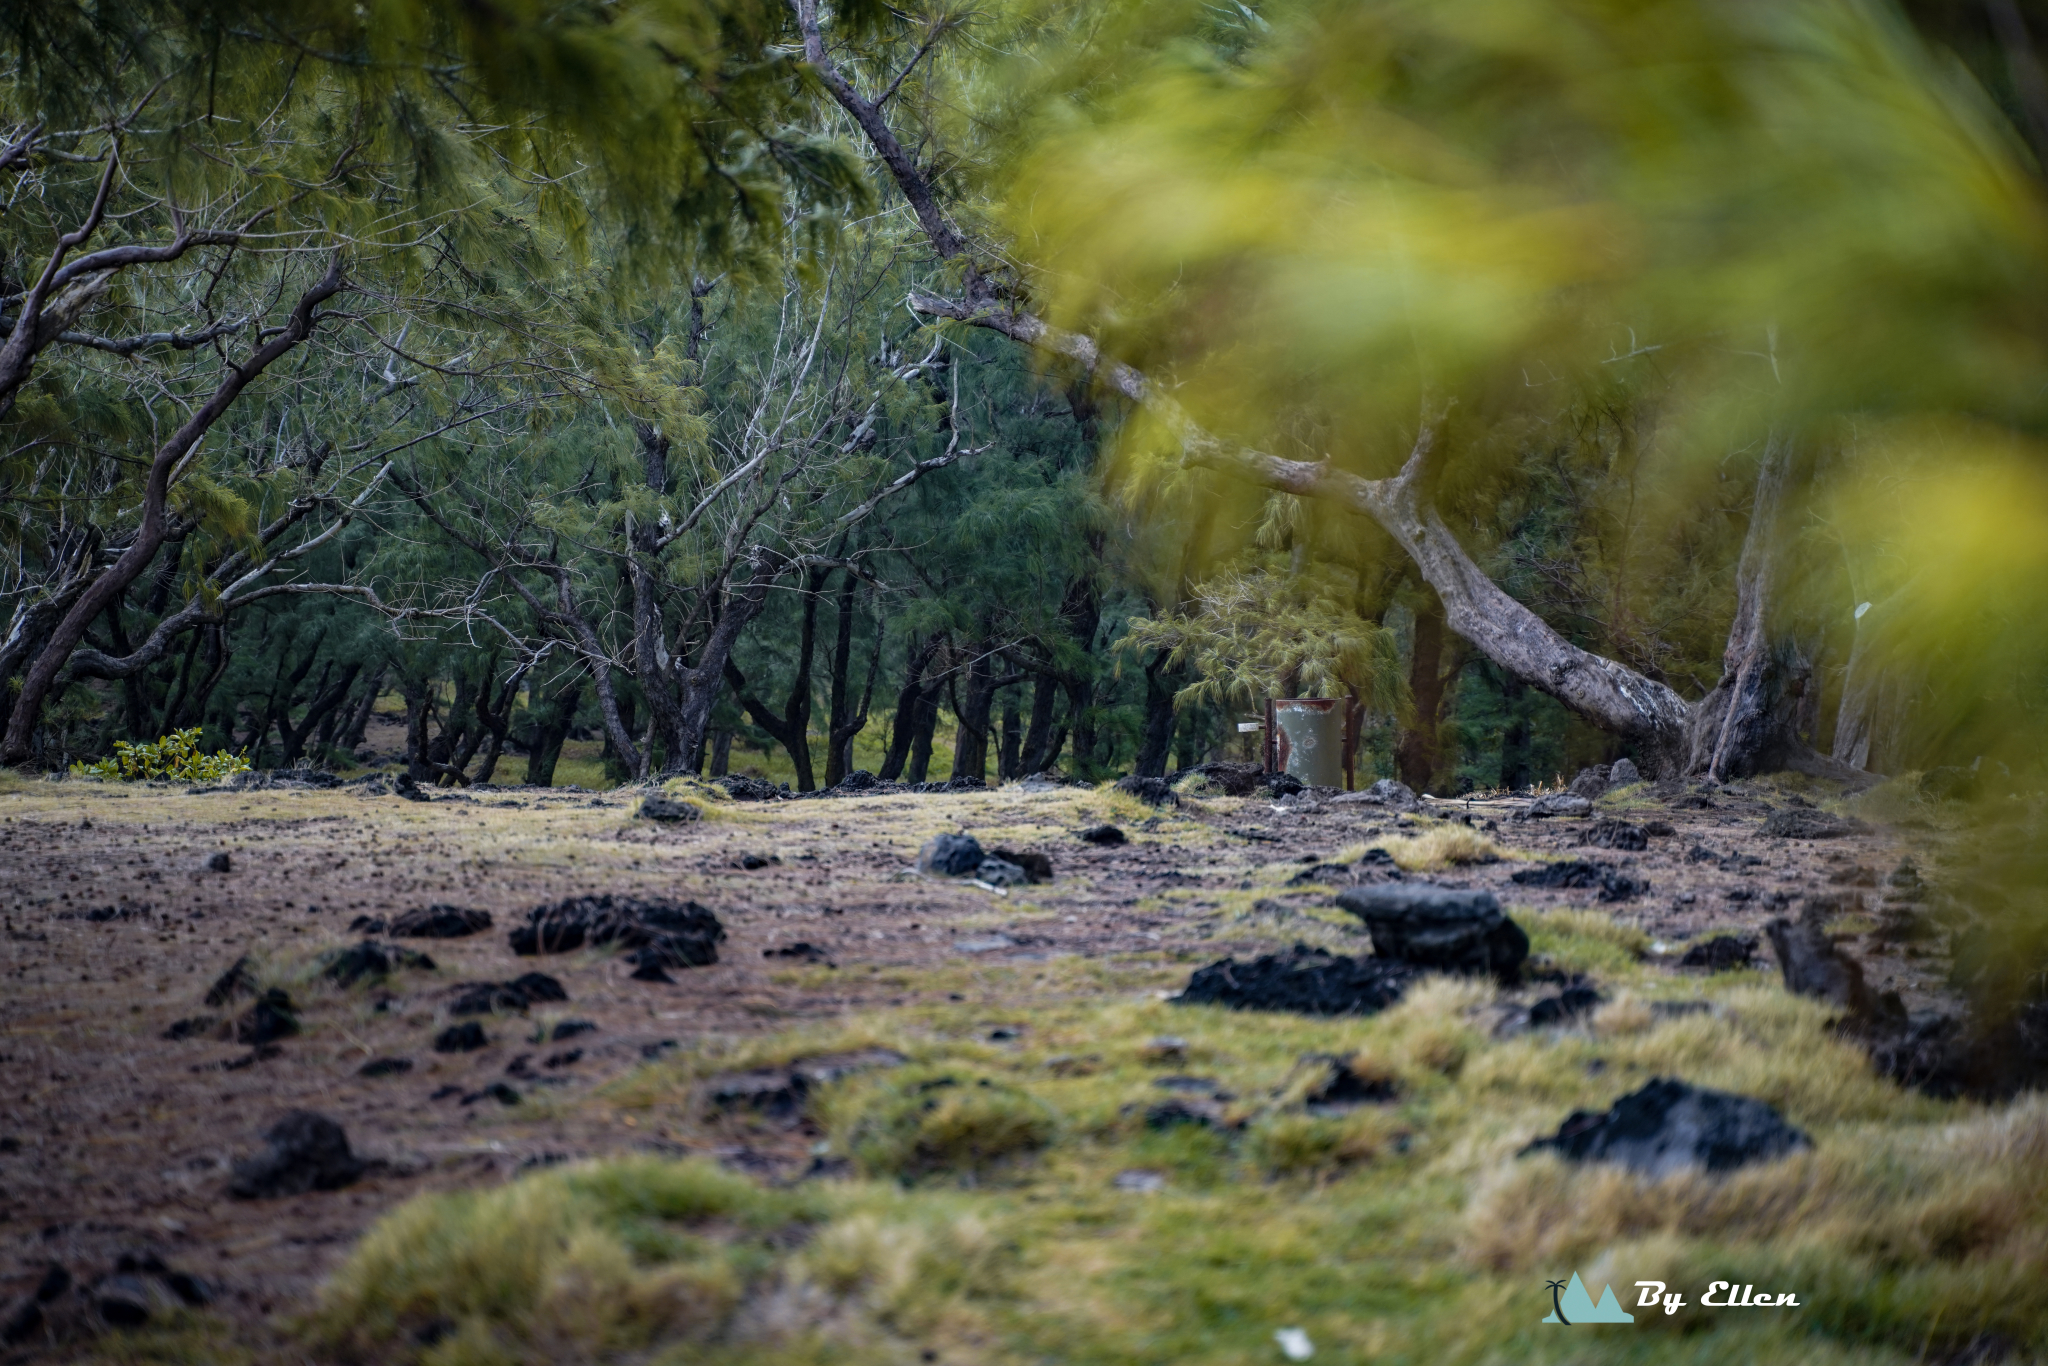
[[357, 1057, 412, 1078], [1761, 808, 1870, 839], [1334, 884, 1529, 979], [462, 1082, 520, 1106], [1765, 904, 1873, 1011], [1140, 1036, 1189, 1064], [202, 956, 259, 1008], [1176, 945, 1418, 1015], [989, 848, 1053, 883], [917, 833, 987, 876], [549, 1019, 598, 1042], [434, 1021, 488, 1053], [1114, 775, 1178, 807], [205, 852, 231, 873], [1524, 793, 1594, 818], [161, 1016, 217, 1041], [235, 989, 299, 1045], [1568, 765, 1613, 800], [1519, 1077, 1810, 1177], [1528, 986, 1602, 1027], [1113, 1168, 1167, 1192], [973, 857, 1031, 887], [95, 1273, 153, 1327], [1607, 758, 1643, 789], [388, 905, 492, 938], [636, 794, 699, 823], [1579, 819, 1649, 852], [1079, 824, 1126, 846], [227, 1111, 366, 1198], [1144, 1097, 1228, 1129], [1679, 935, 1758, 970]]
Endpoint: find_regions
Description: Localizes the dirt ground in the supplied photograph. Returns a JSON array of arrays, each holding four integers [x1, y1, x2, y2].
[[0, 771, 1941, 1356]]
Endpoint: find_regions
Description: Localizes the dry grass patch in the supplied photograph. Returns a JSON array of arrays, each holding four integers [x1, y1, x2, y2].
[[1342, 824, 1510, 871]]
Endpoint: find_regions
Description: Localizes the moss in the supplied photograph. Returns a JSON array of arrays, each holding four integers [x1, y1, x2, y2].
[[839, 1067, 1060, 1181]]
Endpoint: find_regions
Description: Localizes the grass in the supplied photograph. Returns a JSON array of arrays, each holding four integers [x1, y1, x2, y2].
[[280, 899, 2048, 1366], [1342, 824, 1512, 871]]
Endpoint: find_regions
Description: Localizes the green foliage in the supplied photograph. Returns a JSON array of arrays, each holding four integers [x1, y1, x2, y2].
[[70, 728, 251, 782], [1124, 557, 1403, 711]]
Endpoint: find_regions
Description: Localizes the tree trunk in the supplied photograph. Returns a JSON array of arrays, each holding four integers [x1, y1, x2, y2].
[[1396, 594, 1451, 791], [950, 648, 1004, 783], [1019, 672, 1061, 774], [402, 675, 437, 783], [710, 728, 733, 777], [905, 682, 943, 784], [337, 665, 386, 752], [823, 570, 880, 787], [998, 697, 1022, 780], [525, 676, 582, 786], [278, 661, 361, 765], [1134, 648, 1178, 777], [719, 569, 824, 788], [877, 636, 943, 781], [1499, 671, 1532, 791]]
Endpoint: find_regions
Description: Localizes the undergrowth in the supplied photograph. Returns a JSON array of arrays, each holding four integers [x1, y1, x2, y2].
[[283, 902, 2048, 1366]]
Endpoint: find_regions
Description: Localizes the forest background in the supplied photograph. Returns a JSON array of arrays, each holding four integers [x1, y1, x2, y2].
[[5, 0, 2048, 802]]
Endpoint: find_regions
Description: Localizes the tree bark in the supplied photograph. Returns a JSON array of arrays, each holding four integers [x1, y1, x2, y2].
[[1019, 671, 1062, 774], [278, 662, 361, 765], [724, 568, 826, 790], [823, 570, 880, 787], [1134, 648, 1179, 778], [524, 676, 583, 786], [1396, 594, 1451, 792], [877, 636, 944, 781], [998, 697, 1022, 780]]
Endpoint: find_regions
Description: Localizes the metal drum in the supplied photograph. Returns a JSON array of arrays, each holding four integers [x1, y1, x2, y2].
[[1268, 698, 1348, 788]]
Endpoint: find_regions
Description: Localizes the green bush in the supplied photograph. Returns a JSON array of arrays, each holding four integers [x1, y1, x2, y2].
[[72, 728, 251, 783]]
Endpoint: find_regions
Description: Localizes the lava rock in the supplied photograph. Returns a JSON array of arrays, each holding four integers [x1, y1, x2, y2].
[[1765, 903, 1874, 1013], [703, 1048, 908, 1124], [322, 940, 436, 987], [834, 769, 878, 792], [1175, 944, 1418, 1016], [918, 833, 987, 876], [202, 955, 259, 1007], [388, 905, 492, 938], [1608, 758, 1643, 788], [1642, 819, 1676, 836], [161, 1016, 216, 1041], [1144, 1098, 1229, 1129], [205, 852, 232, 873], [509, 895, 724, 970], [1509, 859, 1649, 903], [973, 857, 1032, 887], [1528, 985, 1603, 1027], [718, 775, 787, 801], [1520, 1077, 1811, 1177], [1568, 765, 1613, 800], [989, 848, 1053, 883], [1265, 772, 1307, 798], [1524, 793, 1594, 818], [1079, 824, 1126, 846], [358, 1057, 413, 1078], [462, 1082, 520, 1107], [349, 915, 387, 934], [637, 794, 699, 823], [1761, 808, 1870, 839], [1298, 1053, 1398, 1107], [763, 941, 832, 962], [1579, 819, 1649, 852], [1334, 883, 1530, 980], [94, 1274, 153, 1327], [434, 1021, 489, 1053], [549, 1019, 598, 1041], [1114, 775, 1179, 807], [235, 988, 299, 1045], [1, 1263, 71, 1346], [1171, 761, 1264, 796], [1679, 934, 1758, 970], [449, 972, 568, 1016], [227, 1111, 366, 1198]]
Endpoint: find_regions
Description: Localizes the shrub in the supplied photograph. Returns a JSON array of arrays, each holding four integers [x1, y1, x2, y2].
[[72, 727, 250, 782]]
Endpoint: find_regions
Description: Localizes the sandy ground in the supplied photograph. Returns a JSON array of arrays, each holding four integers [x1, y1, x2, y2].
[[0, 773, 1936, 1353]]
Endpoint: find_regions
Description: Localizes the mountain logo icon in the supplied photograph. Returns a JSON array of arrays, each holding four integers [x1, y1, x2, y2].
[[1542, 1272, 1636, 1325]]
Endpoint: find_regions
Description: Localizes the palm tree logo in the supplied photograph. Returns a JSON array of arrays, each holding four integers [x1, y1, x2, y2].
[[1545, 1279, 1572, 1325]]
